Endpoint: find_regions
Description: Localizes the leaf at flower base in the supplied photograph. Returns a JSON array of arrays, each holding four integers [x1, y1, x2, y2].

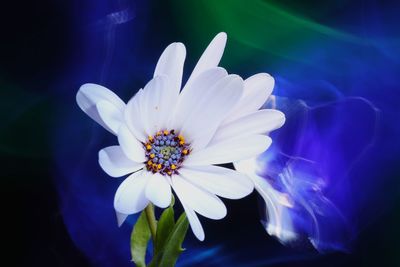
[[159, 213, 189, 267], [154, 195, 175, 255], [149, 212, 189, 267], [131, 210, 151, 267]]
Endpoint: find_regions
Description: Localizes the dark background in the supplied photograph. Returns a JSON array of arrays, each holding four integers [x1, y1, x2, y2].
[[2, 0, 400, 266]]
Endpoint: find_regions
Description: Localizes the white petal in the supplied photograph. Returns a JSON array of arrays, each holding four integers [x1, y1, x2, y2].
[[224, 73, 274, 124], [171, 67, 228, 131], [96, 101, 124, 135], [185, 135, 272, 166], [210, 109, 285, 145], [114, 171, 149, 214], [181, 201, 205, 241], [172, 175, 227, 220], [185, 32, 227, 88], [116, 211, 129, 227], [117, 124, 146, 163], [145, 173, 172, 208], [76, 83, 125, 135], [144, 75, 175, 132], [179, 74, 243, 151], [98, 146, 144, 177], [139, 76, 171, 135], [154, 42, 186, 98], [179, 165, 254, 199], [125, 89, 147, 142]]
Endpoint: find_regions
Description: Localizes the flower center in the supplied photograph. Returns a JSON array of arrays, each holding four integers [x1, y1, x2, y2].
[[144, 129, 190, 176]]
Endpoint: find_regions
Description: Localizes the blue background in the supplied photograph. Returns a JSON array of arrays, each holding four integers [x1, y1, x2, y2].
[[1, 0, 399, 266]]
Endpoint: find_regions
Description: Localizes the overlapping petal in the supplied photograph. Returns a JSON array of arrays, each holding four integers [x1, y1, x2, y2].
[[172, 175, 227, 220], [145, 173, 172, 208], [96, 101, 125, 135], [117, 125, 146, 163], [125, 89, 147, 142], [185, 32, 227, 88], [180, 200, 205, 241], [179, 165, 254, 199], [154, 42, 186, 98], [114, 171, 149, 214], [170, 67, 228, 131], [76, 83, 125, 135], [138, 75, 172, 134], [179, 74, 243, 151], [98, 146, 143, 177], [185, 135, 272, 166], [210, 109, 285, 145], [224, 73, 274, 124]]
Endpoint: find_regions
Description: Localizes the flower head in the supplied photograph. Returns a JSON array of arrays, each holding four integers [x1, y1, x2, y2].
[[76, 32, 285, 240], [144, 130, 191, 175]]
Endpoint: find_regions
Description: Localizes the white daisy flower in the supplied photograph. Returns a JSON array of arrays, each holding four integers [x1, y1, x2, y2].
[[76, 32, 285, 241]]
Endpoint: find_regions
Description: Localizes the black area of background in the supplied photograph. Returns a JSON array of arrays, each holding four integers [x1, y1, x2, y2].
[[1, 1, 399, 266], [1, 0, 89, 265]]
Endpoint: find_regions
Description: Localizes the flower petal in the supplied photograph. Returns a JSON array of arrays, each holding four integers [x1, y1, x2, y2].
[[171, 67, 228, 131], [117, 124, 146, 163], [154, 42, 186, 98], [210, 109, 285, 145], [184, 135, 272, 166], [224, 73, 274, 124], [125, 89, 147, 142], [180, 75, 243, 151], [116, 211, 129, 227], [179, 165, 254, 199], [139, 76, 171, 135], [185, 32, 227, 88], [98, 146, 144, 177], [96, 101, 124, 135], [172, 175, 227, 220], [76, 83, 125, 135], [114, 171, 149, 214], [181, 201, 205, 241], [145, 173, 172, 208]]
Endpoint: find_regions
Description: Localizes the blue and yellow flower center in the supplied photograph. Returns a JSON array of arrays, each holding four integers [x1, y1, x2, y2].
[[144, 129, 190, 176]]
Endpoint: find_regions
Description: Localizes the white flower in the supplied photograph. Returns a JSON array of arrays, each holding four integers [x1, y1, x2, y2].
[[76, 32, 285, 241]]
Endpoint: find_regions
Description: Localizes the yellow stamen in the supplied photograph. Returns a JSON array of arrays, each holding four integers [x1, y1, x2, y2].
[[147, 160, 152, 165], [156, 131, 162, 136], [157, 164, 162, 170], [167, 171, 172, 175], [179, 140, 185, 145], [150, 153, 155, 159], [171, 164, 176, 170], [182, 149, 188, 155], [148, 135, 154, 142], [146, 144, 152, 150], [163, 130, 169, 135]]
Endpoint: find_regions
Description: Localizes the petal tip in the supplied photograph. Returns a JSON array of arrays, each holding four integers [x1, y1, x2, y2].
[[215, 32, 227, 42], [173, 41, 186, 50], [196, 233, 205, 241]]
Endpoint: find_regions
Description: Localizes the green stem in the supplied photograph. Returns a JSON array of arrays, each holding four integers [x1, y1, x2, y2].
[[145, 203, 157, 242]]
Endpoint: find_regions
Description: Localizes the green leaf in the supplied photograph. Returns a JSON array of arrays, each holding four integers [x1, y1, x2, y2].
[[150, 212, 189, 267], [159, 213, 189, 267], [154, 196, 175, 255], [131, 211, 152, 267]]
